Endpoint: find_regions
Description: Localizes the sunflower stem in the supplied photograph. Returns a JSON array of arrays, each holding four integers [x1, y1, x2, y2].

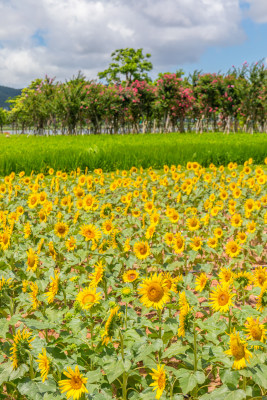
[[158, 309, 163, 361], [228, 308, 232, 334], [193, 322, 198, 372], [243, 376, 246, 392]]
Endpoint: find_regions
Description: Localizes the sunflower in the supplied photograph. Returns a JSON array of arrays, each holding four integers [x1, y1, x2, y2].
[[218, 267, 234, 286], [102, 219, 114, 235], [65, 236, 77, 252], [123, 270, 139, 283], [246, 220, 256, 234], [207, 237, 218, 249], [134, 241, 150, 260], [163, 272, 182, 293], [150, 364, 166, 399], [146, 224, 156, 239], [214, 227, 223, 238], [231, 213, 243, 228], [28, 193, 39, 209], [209, 284, 235, 313], [139, 274, 170, 309], [29, 282, 40, 309], [253, 266, 267, 288], [178, 291, 191, 337], [0, 229, 11, 250], [225, 240, 241, 258], [256, 282, 267, 312], [10, 329, 35, 369], [76, 287, 101, 310], [36, 348, 50, 382], [101, 306, 121, 345], [48, 241, 57, 260], [26, 248, 38, 272], [83, 194, 98, 211], [164, 232, 174, 246], [123, 238, 131, 252], [89, 261, 105, 288], [186, 217, 200, 231], [54, 221, 69, 238], [195, 273, 208, 292], [244, 317, 266, 348], [190, 236, 202, 251], [172, 233, 185, 254], [235, 271, 253, 289], [236, 231, 247, 244], [79, 224, 101, 242], [225, 330, 252, 370], [0, 276, 13, 290], [45, 270, 59, 303], [58, 365, 88, 400], [100, 203, 112, 218]]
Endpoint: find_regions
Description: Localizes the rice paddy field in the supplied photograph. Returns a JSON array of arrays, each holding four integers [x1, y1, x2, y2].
[[0, 158, 266, 400], [0, 132, 267, 175]]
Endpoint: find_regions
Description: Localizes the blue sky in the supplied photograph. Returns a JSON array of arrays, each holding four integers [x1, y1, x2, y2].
[[0, 0, 266, 88]]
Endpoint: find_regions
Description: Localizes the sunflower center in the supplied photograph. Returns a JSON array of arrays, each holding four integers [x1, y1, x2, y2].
[[175, 238, 184, 249], [129, 274, 136, 281], [147, 283, 164, 302], [28, 255, 36, 268], [250, 326, 262, 341], [82, 294, 95, 304], [139, 245, 147, 255], [231, 343, 245, 360], [58, 226, 66, 234], [70, 376, 83, 389], [218, 292, 229, 306], [157, 372, 165, 389], [230, 244, 237, 252], [258, 274, 265, 286]]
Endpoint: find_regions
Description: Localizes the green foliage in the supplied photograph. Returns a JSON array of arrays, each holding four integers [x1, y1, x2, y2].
[[98, 48, 153, 84]]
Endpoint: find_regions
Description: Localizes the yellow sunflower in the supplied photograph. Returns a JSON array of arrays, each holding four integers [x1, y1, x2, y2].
[[54, 221, 69, 238], [235, 271, 253, 289], [225, 240, 241, 258], [134, 241, 150, 260], [225, 330, 252, 370], [89, 261, 105, 288], [190, 236, 202, 251], [10, 329, 35, 369], [123, 270, 139, 283], [79, 224, 101, 242], [36, 348, 50, 382], [65, 236, 77, 252], [256, 282, 267, 312], [186, 217, 200, 231], [26, 248, 38, 272], [76, 287, 101, 310], [209, 284, 235, 313], [195, 272, 208, 292], [172, 233, 185, 254], [45, 270, 59, 304], [178, 291, 191, 337], [58, 365, 88, 400], [150, 364, 166, 399], [253, 266, 267, 288], [102, 219, 114, 235], [101, 306, 121, 345], [244, 317, 266, 349], [218, 267, 234, 286], [139, 273, 170, 309]]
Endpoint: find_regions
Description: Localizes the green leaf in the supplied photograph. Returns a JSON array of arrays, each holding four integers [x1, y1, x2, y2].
[[9, 363, 29, 381], [105, 360, 125, 383], [85, 368, 102, 384], [220, 369, 240, 387], [163, 343, 189, 359]]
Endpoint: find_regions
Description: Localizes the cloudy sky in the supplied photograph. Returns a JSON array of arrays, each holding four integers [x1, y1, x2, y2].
[[0, 0, 266, 88]]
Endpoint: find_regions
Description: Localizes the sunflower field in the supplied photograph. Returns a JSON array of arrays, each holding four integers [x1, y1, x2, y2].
[[0, 160, 266, 400]]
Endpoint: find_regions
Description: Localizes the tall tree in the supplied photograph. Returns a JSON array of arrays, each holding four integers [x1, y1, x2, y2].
[[98, 48, 153, 85]]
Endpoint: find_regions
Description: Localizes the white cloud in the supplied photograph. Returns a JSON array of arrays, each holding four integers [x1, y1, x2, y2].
[[0, 0, 245, 87], [243, 0, 267, 23]]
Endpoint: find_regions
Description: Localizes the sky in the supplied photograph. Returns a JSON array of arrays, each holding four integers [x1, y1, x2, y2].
[[0, 0, 266, 88]]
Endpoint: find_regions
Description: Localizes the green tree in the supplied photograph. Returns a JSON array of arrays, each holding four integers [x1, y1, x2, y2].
[[0, 107, 7, 132], [98, 48, 153, 85]]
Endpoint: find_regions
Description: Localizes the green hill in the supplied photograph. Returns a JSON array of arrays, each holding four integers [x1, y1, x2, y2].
[[0, 85, 22, 109]]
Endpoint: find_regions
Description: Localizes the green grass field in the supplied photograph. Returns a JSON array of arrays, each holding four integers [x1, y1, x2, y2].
[[0, 132, 266, 175]]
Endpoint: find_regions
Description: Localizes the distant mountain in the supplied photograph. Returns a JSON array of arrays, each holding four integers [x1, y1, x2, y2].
[[0, 85, 22, 109]]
